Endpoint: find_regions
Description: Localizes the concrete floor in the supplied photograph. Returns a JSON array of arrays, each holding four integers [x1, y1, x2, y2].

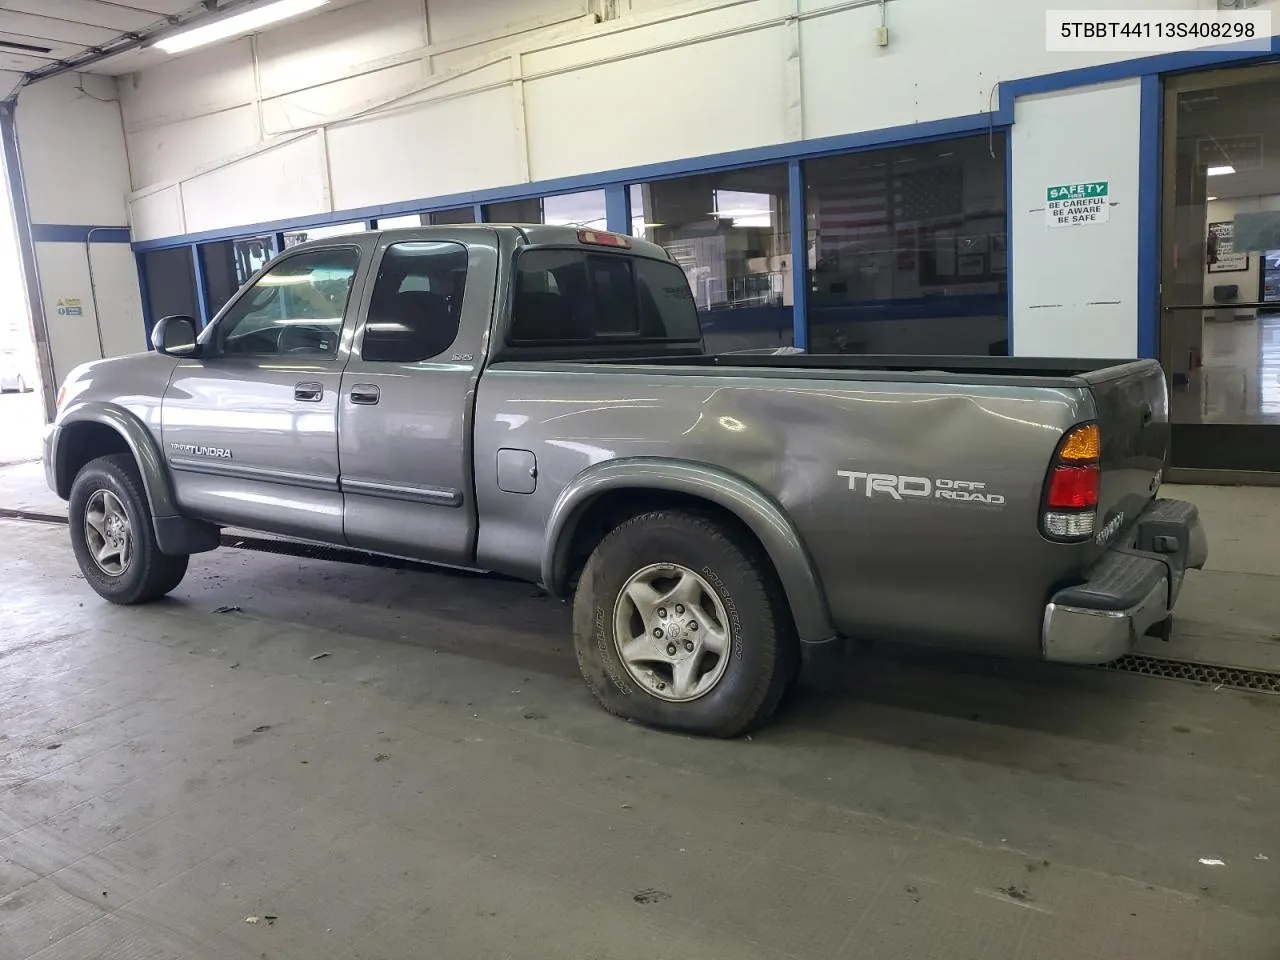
[[1, 463, 1278, 959]]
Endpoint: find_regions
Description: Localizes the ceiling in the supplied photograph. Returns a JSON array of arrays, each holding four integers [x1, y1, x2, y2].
[[0, 0, 357, 86], [1175, 75, 1280, 202], [0, 0, 195, 79]]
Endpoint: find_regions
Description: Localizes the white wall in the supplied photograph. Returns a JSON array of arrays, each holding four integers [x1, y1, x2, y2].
[[19, 75, 132, 227], [1010, 79, 1143, 358], [14, 74, 146, 391], [119, 0, 1280, 243]]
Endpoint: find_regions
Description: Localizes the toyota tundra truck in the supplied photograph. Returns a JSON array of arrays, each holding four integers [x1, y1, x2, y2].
[[44, 224, 1207, 737]]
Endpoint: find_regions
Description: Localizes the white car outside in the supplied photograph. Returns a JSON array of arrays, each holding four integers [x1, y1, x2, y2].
[[0, 348, 35, 393]]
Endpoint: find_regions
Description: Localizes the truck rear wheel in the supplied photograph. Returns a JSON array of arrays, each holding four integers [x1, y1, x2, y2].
[[68, 454, 189, 605], [572, 510, 797, 738]]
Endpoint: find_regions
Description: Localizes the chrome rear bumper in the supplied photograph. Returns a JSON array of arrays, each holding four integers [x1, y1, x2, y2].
[[1042, 499, 1206, 665]]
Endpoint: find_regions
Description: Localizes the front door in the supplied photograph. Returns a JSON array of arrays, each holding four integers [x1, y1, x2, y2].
[[163, 243, 368, 541], [338, 230, 497, 564], [1160, 65, 1280, 476]]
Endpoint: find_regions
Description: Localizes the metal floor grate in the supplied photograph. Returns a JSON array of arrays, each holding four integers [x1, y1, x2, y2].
[[1102, 654, 1280, 694]]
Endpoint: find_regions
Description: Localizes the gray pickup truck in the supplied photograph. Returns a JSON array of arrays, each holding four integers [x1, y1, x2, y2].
[[45, 225, 1207, 736]]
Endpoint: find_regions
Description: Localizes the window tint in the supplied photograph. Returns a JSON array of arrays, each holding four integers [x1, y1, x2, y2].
[[212, 247, 359, 358], [510, 250, 701, 344], [362, 241, 468, 363], [141, 247, 198, 343], [589, 256, 638, 335], [634, 257, 701, 340]]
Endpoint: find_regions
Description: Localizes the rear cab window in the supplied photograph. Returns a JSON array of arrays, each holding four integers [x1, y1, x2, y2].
[[508, 249, 701, 347]]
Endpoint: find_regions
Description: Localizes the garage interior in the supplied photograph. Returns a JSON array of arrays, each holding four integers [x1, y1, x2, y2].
[[2, 1, 1280, 959]]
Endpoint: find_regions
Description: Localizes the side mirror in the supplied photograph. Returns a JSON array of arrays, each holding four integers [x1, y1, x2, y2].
[[151, 315, 199, 357]]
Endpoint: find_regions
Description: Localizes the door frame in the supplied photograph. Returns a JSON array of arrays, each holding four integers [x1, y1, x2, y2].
[[1158, 61, 1280, 484]]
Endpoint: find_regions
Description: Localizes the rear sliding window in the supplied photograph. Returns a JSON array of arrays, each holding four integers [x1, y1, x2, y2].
[[509, 249, 700, 344]]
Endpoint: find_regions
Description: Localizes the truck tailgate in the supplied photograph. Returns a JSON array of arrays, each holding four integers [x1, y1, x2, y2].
[[1079, 360, 1169, 555]]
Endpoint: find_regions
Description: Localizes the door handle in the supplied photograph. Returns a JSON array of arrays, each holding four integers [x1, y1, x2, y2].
[[349, 384, 380, 405], [294, 381, 323, 402]]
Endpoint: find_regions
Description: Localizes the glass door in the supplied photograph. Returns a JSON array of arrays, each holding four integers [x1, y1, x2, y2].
[[1160, 64, 1280, 476]]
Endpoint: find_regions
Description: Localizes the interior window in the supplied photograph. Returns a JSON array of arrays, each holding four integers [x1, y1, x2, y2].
[[210, 247, 359, 358], [361, 241, 469, 363]]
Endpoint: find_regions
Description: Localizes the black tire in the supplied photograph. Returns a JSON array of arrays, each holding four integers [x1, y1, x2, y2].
[[68, 453, 189, 605], [572, 510, 798, 738]]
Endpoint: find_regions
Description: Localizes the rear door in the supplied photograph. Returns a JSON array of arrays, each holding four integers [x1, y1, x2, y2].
[[337, 229, 498, 564], [1080, 359, 1169, 551]]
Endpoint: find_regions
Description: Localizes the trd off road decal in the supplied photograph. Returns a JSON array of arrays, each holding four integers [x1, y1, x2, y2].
[[836, 470, 1005, 506]]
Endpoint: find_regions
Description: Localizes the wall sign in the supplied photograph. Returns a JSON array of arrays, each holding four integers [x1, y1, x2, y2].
[[1208, 220, 1249, 273], [1046, 181, 1110, 227], [1234, 210, 1280, 252], [55, 298, 83, 317]]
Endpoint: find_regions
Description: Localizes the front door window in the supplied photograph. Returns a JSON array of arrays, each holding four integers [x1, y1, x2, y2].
[[208, 247, 360, 359]]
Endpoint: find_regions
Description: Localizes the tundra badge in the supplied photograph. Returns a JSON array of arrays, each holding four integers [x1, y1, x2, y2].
[[170, 443, 233, 459], [1094, 512, 1125, 546]]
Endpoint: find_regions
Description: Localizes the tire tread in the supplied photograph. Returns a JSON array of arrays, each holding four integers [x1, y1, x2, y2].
[[574, 508, 799, 738]]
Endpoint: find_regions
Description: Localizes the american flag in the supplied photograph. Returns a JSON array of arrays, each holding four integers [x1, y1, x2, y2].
[[813, 161, 964, 257]]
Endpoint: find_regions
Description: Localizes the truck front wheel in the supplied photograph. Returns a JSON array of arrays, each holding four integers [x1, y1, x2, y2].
[[572, 510, 797, 738], [68, 454, 189, 605]]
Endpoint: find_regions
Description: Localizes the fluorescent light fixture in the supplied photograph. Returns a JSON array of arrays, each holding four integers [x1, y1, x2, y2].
[[1207, 165, 1236, 176], [155, 0, 329, 54], [1207, 196, 1218, 202]]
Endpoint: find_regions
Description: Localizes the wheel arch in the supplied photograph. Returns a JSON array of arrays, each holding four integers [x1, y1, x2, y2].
[[542, 458, 836, 644], [55, 403, 177, 517], [54, 404, 219, 555]]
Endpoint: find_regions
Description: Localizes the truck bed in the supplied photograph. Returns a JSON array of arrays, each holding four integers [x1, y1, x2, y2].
[[548, 352, 1152, 388]]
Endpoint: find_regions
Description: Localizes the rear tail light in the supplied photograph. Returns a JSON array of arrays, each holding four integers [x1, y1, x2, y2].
[[1042, 423, 1100, 541], [1046, 465, 1099, 509]]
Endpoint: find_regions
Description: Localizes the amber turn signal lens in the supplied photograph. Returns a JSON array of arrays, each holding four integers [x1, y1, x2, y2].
[[1058, 423, 1100, 462]]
